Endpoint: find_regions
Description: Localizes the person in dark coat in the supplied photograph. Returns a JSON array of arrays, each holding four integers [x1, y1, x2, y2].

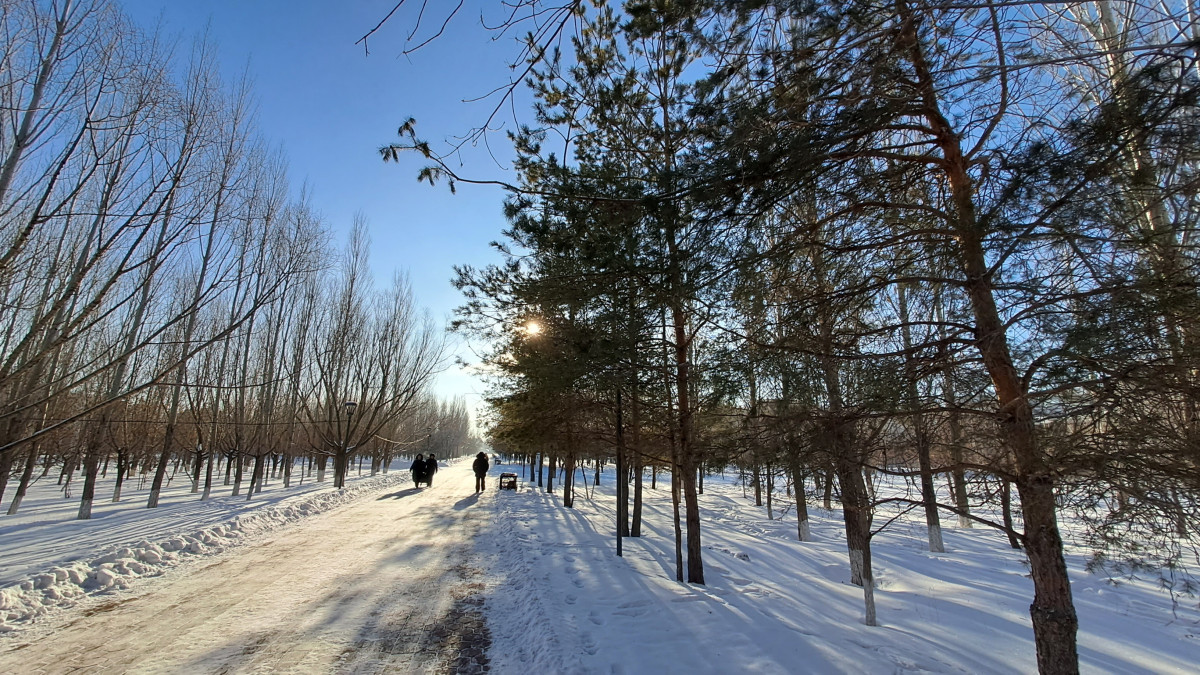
[[425, 453, 438, 486], [410, 453, 427, 487], [472, 452, 489, 493]]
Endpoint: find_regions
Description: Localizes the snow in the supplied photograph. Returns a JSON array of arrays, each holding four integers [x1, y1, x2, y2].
[[475, 466, 1200, 674], [2, 459, 1197, 673], [0, 457, 486, 673], [0, 459, 412, 630]]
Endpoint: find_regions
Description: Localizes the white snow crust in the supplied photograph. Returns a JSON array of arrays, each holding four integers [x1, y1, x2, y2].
[[475, 466, 1200, 674], [0, 460, 410, 630]]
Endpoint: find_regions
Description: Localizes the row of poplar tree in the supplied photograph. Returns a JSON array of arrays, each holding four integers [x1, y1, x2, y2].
[[414, 1, 1200, 673], [0, 2, 466, 522]]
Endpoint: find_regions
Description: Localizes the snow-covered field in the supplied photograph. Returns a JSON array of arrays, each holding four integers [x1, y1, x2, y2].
[[1, 458, 489, 673], [477, 466, 1200, 674], [0, 458, 412, 629], [2, 458, 1197, 673]]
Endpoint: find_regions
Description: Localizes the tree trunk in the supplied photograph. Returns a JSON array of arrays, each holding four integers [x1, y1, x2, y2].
[[937, 289, 972, 529], [680, 451, 704, 584], [201, 449, 214, 501], [7, 446, 38, 515], [563, 451, 575, 508], [950, 436, 970, 528], [114, 446, 130, 502], [146, 416, 176, 508], [900, 284, 944, 551], [616, 389, 628, 548], [898, 7, 1079, 665], [631, 405, 644, 537], [792, 461, 811, 542], [77, 430, 102, 519], [753, 463, 763, 506], [60, 454, 77, 492], [246, 453, 264, 500], [1001, 477, 1022, 549], [766, 464, 774, 519], [0, 448, 14, 507], [232, 454, 244, 496], [333, 448, 348, 489], [835, 448, 876, 626], [671, 442, 684, 583], [191, 447, 203, 493]]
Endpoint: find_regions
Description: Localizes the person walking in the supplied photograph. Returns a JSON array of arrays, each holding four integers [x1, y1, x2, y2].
[[472, 452, 489, 493], [425, 453, 438, 487], [410, 453, 427, 487]]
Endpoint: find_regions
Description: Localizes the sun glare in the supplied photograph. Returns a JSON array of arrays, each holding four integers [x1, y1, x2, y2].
[[524, 321, 543, 336]]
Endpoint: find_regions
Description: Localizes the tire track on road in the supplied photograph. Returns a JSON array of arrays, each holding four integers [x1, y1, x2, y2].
[[0, 462, 493, 674]]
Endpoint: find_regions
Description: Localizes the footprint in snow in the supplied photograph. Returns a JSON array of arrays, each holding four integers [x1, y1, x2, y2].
[[565, 594, 577, 605], [589, 610, 606, 626], [581, 632, 599, 655]]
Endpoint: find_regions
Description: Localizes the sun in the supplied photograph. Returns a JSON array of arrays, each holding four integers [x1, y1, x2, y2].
[[524, 321, 543, 336]]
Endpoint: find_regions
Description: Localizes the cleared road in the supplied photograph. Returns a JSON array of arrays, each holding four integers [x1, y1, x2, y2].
[[0, 460, 492, 674]]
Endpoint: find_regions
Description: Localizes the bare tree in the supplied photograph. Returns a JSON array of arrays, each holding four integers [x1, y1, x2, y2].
[[304, 218, 444, 489]]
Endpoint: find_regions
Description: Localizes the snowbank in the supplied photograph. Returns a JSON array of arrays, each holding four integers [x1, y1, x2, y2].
[[0, 470, 409, 632]]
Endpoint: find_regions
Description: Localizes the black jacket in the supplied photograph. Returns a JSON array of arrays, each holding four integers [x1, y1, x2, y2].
[[472, 455, 489, 476]]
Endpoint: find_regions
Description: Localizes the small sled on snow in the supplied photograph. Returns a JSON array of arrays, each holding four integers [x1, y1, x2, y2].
[[498, 472, 518, 491]]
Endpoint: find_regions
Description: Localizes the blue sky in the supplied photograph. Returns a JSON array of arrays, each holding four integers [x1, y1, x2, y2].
[[119, 1, 524, 419]]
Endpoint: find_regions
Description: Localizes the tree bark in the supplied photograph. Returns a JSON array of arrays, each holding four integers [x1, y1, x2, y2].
[[1001, 477, 1022, 550], [616, 389, 627, 549], [6, 446, 37, 515], [899, 284, 944, 552], [631, 394, 644, 537], [898, 4, 1078, 667], [792, 460, 811, 541]]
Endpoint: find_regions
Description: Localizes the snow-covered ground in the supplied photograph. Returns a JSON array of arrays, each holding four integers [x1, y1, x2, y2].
[[477, 465, 1199, 674], [1, 458, 489, 673], [0, 458, 414, 628], [2, 458, 1197, 673]]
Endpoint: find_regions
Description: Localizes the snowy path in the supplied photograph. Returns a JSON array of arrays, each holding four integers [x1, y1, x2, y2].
[[0, 461, 491, 674]]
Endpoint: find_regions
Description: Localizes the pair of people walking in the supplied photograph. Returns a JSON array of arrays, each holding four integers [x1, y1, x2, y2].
[[410, 453, 438, 487], [472, 452, 489, 493]]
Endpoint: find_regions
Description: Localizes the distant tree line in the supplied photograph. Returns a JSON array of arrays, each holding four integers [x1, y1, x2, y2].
[[0, 0, 472, 519], [381, 1, 1199, 673]]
